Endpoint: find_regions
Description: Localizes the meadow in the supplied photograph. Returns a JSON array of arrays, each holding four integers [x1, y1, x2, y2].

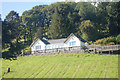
[[2, 53, 118, 78]]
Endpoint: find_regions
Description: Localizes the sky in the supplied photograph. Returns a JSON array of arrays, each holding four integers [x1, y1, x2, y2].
[[0, 0, 88, 20], [0, 0, 118, 20], [1, 2, 57, 20]]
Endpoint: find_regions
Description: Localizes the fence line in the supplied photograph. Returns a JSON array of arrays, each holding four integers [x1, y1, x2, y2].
[[23, 46, 87, 56], [88, 45, 120, 51], [23, 45, 120, 56]]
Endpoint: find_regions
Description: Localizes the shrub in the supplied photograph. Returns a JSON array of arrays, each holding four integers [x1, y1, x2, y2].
[[94, 35, 118, 45], [23, 46, 31, 52], [108, 42, 115, 45], [116, 34, 120, 44]]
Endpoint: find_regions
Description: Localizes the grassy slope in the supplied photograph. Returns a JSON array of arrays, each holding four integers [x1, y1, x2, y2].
[[2, 53, 118, 78]]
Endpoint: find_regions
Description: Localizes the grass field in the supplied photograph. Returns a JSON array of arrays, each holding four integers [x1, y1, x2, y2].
[[2, 53, 119, 78]]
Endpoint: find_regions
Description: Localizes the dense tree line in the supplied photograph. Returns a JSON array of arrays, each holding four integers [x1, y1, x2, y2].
[[2, 2, 120, 59]]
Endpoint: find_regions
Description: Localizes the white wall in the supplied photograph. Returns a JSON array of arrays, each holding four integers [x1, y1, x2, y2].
[[46, 43, 65, 49], [31, 39, 46, 54], [65, 35, 81, 47], [80, 41, 85, 46]]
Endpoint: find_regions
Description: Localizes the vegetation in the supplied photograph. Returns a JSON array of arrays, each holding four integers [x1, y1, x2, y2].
[[2, 2, 120, 59], [94, 34, 120, 45], [2, 53, 118, 78]]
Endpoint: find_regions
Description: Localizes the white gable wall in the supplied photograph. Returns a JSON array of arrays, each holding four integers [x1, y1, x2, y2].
[[65, 35, 81, 47], [31, 39, 46, 54], [65, 35, 85, 47]]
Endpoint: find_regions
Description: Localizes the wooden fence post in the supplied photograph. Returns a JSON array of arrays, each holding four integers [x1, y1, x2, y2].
[[95, 48, 97, 54], [7, 67, 10, 73], [109, 50, 110, 54]]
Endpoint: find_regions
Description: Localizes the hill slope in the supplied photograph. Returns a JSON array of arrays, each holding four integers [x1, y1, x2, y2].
[[2, 53, 118, 78]]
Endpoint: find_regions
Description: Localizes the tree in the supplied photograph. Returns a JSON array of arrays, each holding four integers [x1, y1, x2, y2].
[[2, 11, 24, 59], [2, 2, 120, 59], [68, 11, 82, 34], [79, 20, 99, 41], [48, 8, 64, 39], [34, 27, 43, 39], [75, 2, 96, 21], [106, 2, 120, 35], [95, 2, 120, 36]]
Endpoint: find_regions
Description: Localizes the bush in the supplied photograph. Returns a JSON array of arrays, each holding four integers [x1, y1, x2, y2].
[[2, 51, 17, 60], [94, 35, 119, 45], [116, 34, 120, 44], [109, 42, 115, 45], [23, 46, 31, 52]]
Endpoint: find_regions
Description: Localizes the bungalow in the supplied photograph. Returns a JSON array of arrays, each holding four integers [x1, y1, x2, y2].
[[30, 33, 87, 53]]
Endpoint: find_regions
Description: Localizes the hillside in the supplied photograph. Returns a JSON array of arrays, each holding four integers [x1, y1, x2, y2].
[[2, 2, 120, 59], [2, 53, 118, 78]]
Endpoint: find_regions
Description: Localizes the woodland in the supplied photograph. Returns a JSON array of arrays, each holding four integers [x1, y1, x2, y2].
[[2, 2, 120, 59]]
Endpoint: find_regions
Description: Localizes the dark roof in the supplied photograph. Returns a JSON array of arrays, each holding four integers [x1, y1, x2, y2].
[[74, 34, 87, 42], [30, 38, 50, 47], [41, 39, 50, 44]]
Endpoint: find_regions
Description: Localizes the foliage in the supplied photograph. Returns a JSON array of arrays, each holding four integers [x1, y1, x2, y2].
[[79, 20, 99, 41], [116, 34, 120, 44], [94, 35, 119, 45], [2, 2, 120, 59], [34, 27, 43, 39], [23, 46, 31, 52], [109, 42, 115, 45], [76, 2, 96, 21], [2, 11, 25, 59]]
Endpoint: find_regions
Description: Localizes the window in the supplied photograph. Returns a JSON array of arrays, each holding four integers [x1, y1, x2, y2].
[[69, 41, 76, 46], [46, 46, 51, 49], [35, 45, 41, 50], [72, 41, 76, 46], [69, 42, 72, 46]]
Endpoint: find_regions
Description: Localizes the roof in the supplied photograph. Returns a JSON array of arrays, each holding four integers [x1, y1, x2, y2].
[[30, 38, 39, 47], [41, 39, 50, 44], [48, 38, 66, 44], [74, 34, 87, 42], [30, 38, 66, 47], [64, 33, 87, 43], [30, 38, 50, 47], [30, 33, 87, 47]]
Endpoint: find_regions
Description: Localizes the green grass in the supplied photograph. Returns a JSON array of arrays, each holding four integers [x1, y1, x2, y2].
[[2, 53, 119, 78]]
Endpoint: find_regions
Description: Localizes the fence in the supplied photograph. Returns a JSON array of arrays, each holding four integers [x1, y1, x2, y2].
[[88, 45, 120, 51], [23, 46, 87, 56], [23, 45, 120, 56], [87, 45, 120, 54]]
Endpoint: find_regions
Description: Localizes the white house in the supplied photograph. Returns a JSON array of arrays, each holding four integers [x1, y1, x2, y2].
[[30, 33, 87, 53]]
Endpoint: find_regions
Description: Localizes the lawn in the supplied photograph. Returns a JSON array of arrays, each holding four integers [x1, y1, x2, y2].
[[2, 53, 119, 78]]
